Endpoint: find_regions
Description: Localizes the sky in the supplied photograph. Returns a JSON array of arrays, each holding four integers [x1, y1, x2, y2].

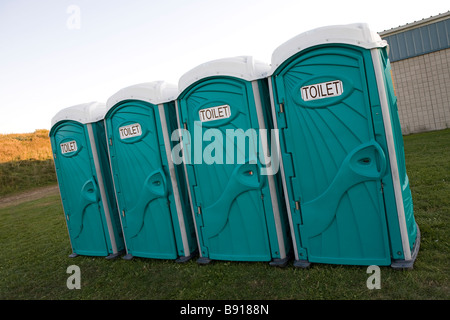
[[0, 0, 448, 134]]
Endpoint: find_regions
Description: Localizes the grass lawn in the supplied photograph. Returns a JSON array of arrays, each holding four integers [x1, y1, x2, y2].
[[0, 129, 448, 302]]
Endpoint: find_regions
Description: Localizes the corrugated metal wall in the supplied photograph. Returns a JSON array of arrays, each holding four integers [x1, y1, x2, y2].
[[382, 18, 449, 62]]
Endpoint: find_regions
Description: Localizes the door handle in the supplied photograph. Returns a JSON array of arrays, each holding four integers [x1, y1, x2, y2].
[[202, 162, 264, 238], [301, 140, 387, 238], [72, 177, 100, 238], [126, 169, 168, 238], [349, 140, 387, 179], [81, 178, 99, 203]]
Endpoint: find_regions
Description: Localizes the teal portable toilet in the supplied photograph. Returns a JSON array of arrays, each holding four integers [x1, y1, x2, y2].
[[50, 102, 125, 258], [176, 56, 291, 265], [268, 23, 420, 268], [104, 81, 197, 262]]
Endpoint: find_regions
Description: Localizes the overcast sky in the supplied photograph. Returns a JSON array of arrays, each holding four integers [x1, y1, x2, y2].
[[0, 0, 448, 133]]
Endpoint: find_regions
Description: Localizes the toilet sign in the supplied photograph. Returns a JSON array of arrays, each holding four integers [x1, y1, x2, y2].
[[301, 80, 343, 101], [60, 140, 77, 154], [119, 123, 142, 139], [199, 104, 231, 122]]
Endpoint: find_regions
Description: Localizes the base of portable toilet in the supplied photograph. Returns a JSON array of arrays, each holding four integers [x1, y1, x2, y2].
[[176, 56, 291, 266], [390, 222, 421, 269], [68, 252, 123, 259], [104, 81, 198, 262], [50, 102, 125, 259], [196, 255, 290, 267], [268, 24, 420, 268]]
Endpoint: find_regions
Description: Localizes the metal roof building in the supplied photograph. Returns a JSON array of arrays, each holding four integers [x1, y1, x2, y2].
[[379, 12, 450, 134], [380, 11, 450, 62]]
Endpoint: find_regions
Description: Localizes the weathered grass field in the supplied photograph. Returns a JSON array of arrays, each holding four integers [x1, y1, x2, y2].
[[0, 130, 55, 196], [0, 129, 448, 303]]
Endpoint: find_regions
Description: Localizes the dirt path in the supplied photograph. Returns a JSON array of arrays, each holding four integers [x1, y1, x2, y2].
[[0, 184, 60, 209]]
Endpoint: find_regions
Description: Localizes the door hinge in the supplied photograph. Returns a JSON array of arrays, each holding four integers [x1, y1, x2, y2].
[[279, 103, 285, 113], [197, 206, 202, 215], [295, 201, 300, 211], [109, 138, 113, 146], [184, 122, 187, 130], [122, 210, 125, 217]]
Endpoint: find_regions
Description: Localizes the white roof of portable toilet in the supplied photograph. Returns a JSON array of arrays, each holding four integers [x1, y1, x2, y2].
[[106, 81, 178, 111], [51, 101, 106, 128], [270, 23, 388, 74], [178, 56, 271, 94]]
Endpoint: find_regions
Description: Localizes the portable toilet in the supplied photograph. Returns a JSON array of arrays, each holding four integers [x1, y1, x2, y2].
[[104, 81, 197, 262], [50, 102, 125, 258], [268, 23, 420, 268], [176, 56, 291, 265]]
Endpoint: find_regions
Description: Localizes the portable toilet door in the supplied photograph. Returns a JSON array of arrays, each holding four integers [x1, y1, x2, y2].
[[104, 81, 197, 262], [176, 56, 291, 265], [268, 23, 420, 268], [50, 102, 125, 258]]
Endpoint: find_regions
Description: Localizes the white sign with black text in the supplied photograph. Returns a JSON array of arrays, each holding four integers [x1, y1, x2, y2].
[[199, 105, 231, 122], [119, 123, 142, 140], [60, 140, 77, 154], [301, 80, 344, 102]]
